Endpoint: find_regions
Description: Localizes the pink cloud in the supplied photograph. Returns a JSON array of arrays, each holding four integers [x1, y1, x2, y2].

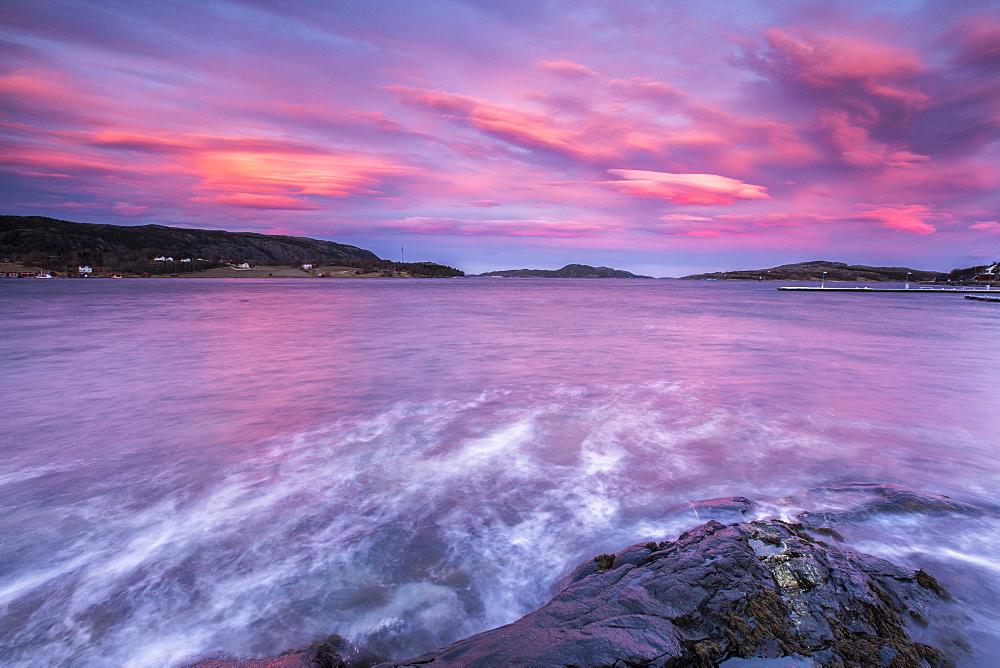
[[87, 131, 326, 156], [661, 214, 712, 221], [388, 86, 588, 158], [851, 204, 936, 235], [111, 202, 152, 217], [761, 29, 927, 109], [953, 17, 1000, 68], [608, 78, 685, 105], [537, 59, 599, 78], [350, 111, 405, 133], [651, 211, 832, 239], [388, 82, 825, 180], [652, 223, 750, 238], [3, 2, 998, 274], [715, 213, 824, 228], [389, 86, 722, 168], [89, 131, 196, 154], [870, 161, 997, 198], [606, 169, 770, 205], [389, 217, 610, 238], [817, 109, 930, 168], [0, 70, 98, 113], [677, 227, 746, 238], [1, 149, 135, 178]]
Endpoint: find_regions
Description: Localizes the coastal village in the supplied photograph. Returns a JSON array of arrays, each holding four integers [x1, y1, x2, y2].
[[0, 258, 421, 279], [0, 215, 463, 279], [2, 255, 997, 285]]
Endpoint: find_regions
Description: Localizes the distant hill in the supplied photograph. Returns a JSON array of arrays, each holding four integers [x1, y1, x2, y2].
[[681, 260, 946, 282], [0, 215, 379, 264], [473, 263, 653, 279]]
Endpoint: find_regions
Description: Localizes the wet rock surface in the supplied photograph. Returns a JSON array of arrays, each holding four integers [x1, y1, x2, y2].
[[380, 517, 954, 667], [189, 635, 380, 668], [197, 485, 980, 668], [787, 483, 982, 528]]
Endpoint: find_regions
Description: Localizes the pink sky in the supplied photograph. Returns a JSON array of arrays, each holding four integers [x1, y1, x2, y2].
[[2, 0, 998, 275]]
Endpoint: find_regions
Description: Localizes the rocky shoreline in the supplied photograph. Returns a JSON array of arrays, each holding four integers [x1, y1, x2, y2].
[[191, 485, 980, 667]]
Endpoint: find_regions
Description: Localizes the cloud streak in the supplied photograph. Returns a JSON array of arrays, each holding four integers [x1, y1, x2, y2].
[[606, 170, 770, 205]]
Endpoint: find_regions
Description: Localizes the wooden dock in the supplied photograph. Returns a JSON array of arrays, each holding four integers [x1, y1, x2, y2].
[[777, 286, 991, 294]]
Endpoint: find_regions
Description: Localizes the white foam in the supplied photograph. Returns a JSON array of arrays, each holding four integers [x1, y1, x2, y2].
[[3, 382, 997, 665]]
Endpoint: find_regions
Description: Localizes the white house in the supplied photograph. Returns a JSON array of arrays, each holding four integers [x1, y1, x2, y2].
[[302, 264, 314, 270], [78, 265, 93, 274], [180, 258, 192, 263]]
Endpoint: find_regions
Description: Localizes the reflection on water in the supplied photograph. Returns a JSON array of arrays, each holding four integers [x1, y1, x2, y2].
[[1, 279, 998, 665]]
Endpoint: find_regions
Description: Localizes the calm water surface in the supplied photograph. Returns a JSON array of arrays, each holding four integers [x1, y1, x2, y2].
[[1, 278, 998, 665]]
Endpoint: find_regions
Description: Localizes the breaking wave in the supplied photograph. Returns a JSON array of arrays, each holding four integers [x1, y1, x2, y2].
[[1, 382, 997, 666]]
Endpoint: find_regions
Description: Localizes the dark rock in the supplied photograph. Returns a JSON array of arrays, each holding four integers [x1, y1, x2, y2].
[[793, 483, 982, 529], [188, 635, 351, 668], [380, 519, 951, 667], [659, 496, 758, 526], [188, 649, 326, 668]]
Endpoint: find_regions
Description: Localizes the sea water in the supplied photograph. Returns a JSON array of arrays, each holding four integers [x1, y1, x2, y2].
[[1, 278, 998, 665]]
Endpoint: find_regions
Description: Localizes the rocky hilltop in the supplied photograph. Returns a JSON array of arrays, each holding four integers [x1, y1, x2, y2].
[[682, 260, 946, 282], [0, 215, 379, 264], [474, 263, 653, 278]]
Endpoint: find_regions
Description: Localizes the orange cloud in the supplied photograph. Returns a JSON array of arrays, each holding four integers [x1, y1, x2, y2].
[[606, 169, 770, 205], [191, 193, 323, 210], [192, 151, 414, 206], [851, 204, 936, 235]]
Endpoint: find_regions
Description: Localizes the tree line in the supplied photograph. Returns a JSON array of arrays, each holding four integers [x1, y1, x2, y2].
[[947, 261, 998, 281]]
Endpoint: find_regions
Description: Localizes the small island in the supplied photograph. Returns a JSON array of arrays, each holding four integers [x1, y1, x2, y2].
[[471, 264, 653, 279], [681, 260, 946, 282]]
